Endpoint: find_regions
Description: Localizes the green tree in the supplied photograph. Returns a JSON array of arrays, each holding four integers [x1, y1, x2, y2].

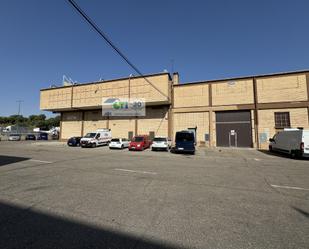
[[0, 114, 59, 130], [28, 114, 46, 127]]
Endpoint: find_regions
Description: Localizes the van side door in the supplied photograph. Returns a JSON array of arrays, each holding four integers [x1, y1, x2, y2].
[[95, 133, 101, 144]]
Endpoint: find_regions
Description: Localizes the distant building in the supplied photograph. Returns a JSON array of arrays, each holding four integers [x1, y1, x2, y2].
[[40, 70, 309, 149]]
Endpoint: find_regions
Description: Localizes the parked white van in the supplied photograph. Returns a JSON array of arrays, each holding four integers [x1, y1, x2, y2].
[[269, 128, 309, 158], [80, 129, 112, 148]]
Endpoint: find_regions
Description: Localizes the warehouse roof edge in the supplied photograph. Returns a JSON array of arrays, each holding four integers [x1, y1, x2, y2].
[[177, 69, 309, 86], [40, 69, 309, 91], [40, 72, 172, 91]]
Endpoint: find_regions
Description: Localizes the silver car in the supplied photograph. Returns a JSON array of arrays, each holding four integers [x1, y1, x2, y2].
[[8, 134, 21, 141]]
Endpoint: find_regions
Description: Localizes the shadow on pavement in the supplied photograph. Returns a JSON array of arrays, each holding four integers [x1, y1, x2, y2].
[[0, 201, 183, 249], [258, 150, 290, 159], [0, 155, 30, 167], [292, 206, 309, 219], [258, 150, 309, 161]]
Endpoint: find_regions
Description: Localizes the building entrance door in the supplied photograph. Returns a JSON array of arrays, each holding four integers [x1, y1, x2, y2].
[[216, 111, 252, 147], [229, 130, 237, 147]]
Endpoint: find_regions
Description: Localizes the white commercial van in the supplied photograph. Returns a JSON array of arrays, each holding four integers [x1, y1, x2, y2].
[[269, 128, 309, 158], [80, 129, 112, 148]]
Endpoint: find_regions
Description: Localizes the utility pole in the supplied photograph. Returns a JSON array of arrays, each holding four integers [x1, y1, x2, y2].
[[16, 100, 24, 115]]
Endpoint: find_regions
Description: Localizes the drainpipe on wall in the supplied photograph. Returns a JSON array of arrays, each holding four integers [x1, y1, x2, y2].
[[135, 116, 138, 136], [128, 73, 133, 100]]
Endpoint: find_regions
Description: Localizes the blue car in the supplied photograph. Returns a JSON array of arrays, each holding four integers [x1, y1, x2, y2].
[[25, 134, 36, 140], [171, 130, 195, 155], [67, 136, 82, 147], [37, 133, 48, 140]]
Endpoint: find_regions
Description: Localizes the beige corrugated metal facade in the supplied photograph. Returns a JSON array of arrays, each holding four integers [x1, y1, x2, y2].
[[40, 70, 309, 149]]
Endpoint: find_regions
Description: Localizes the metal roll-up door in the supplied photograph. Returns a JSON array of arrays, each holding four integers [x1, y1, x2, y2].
[[216, 111, 252, 147]]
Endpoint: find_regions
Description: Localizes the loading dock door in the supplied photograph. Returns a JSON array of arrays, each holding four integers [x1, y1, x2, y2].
[[216, 111, 252, 147]]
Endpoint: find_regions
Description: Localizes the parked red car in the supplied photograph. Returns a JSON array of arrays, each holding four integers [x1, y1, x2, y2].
[[129, 135, 151, 151]]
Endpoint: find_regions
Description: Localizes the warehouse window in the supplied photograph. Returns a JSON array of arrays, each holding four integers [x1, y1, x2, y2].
[[274, 112, 290, 128]]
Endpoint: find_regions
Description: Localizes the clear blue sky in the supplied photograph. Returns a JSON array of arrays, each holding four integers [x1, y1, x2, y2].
[[1, 0, 309, 117]]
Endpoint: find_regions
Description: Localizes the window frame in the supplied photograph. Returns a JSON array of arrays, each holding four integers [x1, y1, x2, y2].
[[274, 112, 291, 129]]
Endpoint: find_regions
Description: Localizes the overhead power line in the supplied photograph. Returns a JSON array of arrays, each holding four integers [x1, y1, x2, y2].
[[66, 0, 169, 100]]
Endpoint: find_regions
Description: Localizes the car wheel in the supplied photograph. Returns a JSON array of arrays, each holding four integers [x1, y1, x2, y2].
[[290, 150, 297, 159], [92, 143, 96, 148], [269, 145, 272, 152], [121, 144, 124, 149]]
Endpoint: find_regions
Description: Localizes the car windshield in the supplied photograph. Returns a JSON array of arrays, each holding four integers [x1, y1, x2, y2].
[[153, 138, 166, 142], [176, 132, 194, 142], [84, 133, 96, 138], [10, 134, 19, 136], [111, 139, 120, 142], [133, 137, 144, 142]]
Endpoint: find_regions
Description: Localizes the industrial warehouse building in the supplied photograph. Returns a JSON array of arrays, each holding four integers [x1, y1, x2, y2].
[[40, 70, 309, 149]]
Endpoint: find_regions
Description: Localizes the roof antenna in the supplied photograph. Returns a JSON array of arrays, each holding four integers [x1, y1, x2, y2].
[[170, 59, 174, 74]]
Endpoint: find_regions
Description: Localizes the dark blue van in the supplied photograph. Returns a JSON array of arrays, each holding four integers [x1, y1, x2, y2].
[[172, 130, 195, 155]]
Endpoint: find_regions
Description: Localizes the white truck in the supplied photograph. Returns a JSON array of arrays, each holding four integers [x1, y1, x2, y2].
[[80, 129, 112, 148], [269, 128, 309, 158]]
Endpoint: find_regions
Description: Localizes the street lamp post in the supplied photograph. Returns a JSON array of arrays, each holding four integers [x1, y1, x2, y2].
[[16, 100, 24, 115]]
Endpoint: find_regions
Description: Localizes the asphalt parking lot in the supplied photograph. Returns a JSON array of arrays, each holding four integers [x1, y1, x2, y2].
[[0, 141, 308, 249]]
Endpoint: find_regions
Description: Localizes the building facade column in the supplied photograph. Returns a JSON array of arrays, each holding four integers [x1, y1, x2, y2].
[[59, 112, 63, 141], [81, 111, 85, 137], [135, 116, 138, 135], [306, 73, 309, 124], [253, 78, 259, 149], [208, 83, 213, 147]]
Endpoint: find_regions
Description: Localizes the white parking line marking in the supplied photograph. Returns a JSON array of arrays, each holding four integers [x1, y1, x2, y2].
[[270, 184, 309, 191], [114, 168, 157, 175], [30, 159, 53, 164]]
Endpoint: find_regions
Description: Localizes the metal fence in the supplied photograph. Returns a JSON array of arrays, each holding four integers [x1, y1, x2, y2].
[[0, 131, 59, 141]]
